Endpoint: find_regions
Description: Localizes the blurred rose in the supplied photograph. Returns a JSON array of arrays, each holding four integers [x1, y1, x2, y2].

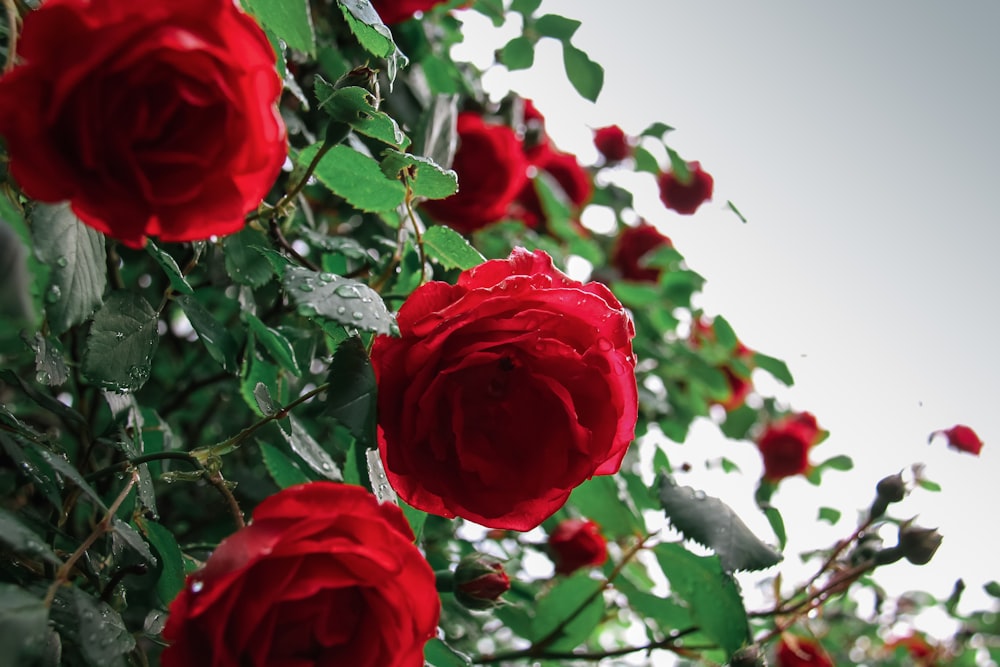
[[775, 637, 833, 667], [593, 125, 632, 162], [370, 0, 450, 24], [612, 221, 673, 282], [548, 518, 608, 575], [931, 424, 983, 456], [756, 411, 823, 481], [658, 161, 714, 215]]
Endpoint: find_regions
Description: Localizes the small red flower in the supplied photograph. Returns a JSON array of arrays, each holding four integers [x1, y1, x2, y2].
[[776, 637, 833, 667], [513, 144, 592, 230], [930, 424, 983, 456], [454, 554, 510, 610], [612, 222, 673, 283], [756, 411, 823, 481], [658, 162, 714, 215], [593, 125, 632, 163], [370, 0, 450, 24], [548, 518, 607, 575]]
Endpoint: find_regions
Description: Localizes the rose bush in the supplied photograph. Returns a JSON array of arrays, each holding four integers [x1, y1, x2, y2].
[[161, 482, 439, 667], [373, 247, 638, 530], [658, 161, 714, 215], [421, 112, 528, 234], [0, 0, 286, 248], [548, 518, 608, 575], [756, 411, 823, 481]]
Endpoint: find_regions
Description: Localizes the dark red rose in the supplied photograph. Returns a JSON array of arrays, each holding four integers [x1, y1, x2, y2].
[[370, 0, 450, 24], [161, 483, 439, 667], [612, 221, 674, 282], [658, 161, 714, 215], [373, 248, 638, 530], [756, 411, 823, 481], [930, 424, 983, 456], [0, 0, 286, 248], [514, 144, 592, 229], [453, 554, 510, 610], [593, 125, 632, 163], [548, 518, 608, 575], [422, 112, 529, 234], [776, 637, 833, 667]]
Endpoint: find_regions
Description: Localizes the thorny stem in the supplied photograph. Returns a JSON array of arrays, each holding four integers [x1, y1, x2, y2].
[[44, 471, 139, 607], [84, 451, 201, 482]]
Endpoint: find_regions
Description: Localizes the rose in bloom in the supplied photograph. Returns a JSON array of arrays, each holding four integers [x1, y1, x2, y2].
[[756, 411, 823, 481], [0, 0, 286, 248], [370, 0, 450, 25], [593, 125, 633, 163], [612, 221, 674, 283], [776, 637, 833, 667], [658, 161, 714, 215], [161, 482, 439, 667], [930, 424, 983, 456], [373, 248, 637, 530], [548, 518, 608, 575], [422, 112, 529, 234]]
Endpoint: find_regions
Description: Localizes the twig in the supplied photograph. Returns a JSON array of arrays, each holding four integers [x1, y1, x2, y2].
[[2, 0, 18, 74]]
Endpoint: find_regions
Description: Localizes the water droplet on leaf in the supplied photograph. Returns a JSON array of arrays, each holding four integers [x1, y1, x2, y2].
[[45, 285, 61, 303]]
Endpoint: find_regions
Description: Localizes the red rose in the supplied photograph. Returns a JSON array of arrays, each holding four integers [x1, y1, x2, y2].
[[370, 0, 450, 25], [885, 632, 939, 665], [453, 554, 510, 610], [161, 483, 439, 667], [612, 221, 674, 282], [930, 424, 983, 456], [756, 411, 823, 481], [422, 112, 529, 234], [658, 161, 714, 215], [514, 144, 592, 229], [0, 0, 286, 248], [593, 125, 632, 163], [776, 637, 833, 667], [548, 518, 607, 575], [373, 248, 638, 530]]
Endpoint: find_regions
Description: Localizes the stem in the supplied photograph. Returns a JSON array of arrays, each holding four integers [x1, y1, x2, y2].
[[85, 451, 201, 482], [206, 470, 245, 529], [404, 188, 427, 285], [2, 0, 18, 74], [246, 140, 335, 224], [45, 471, 138, 607], [474, 627, 700, 664], [269, 217, 320, 271]]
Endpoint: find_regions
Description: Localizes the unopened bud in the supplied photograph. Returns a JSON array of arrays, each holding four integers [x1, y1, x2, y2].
[[898, 524, 943, 565], [876, 472, 906, 503], [453, 554, 510, 611]]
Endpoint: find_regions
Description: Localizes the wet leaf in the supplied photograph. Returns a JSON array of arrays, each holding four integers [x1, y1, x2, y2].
[[82, 292, 158, 393], [298, 143, 407, 212], [282, 266, 394, 335], [422, 225, 485, 270], [380, 150, 457, 199], [242, 0, 315, 55], [322, 336, 377, 446]]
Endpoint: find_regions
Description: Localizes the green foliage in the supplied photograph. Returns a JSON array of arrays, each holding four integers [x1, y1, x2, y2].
[[242, 0, 315, 55]]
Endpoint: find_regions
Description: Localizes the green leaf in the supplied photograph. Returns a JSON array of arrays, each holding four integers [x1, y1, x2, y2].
[[531, 572, 606, 650], [31, 202, 106, 335], [917, 478, 942, 492], [712, 315, 739, 351], [422, 225, 485, 270], [139, 518, 187, 605], [223, 227, 274, 288], [632, 145, 661, 175], [0, 507, 60, 565], [176, 295, 240, 373], [534, 14, 581, 39], [424, 638, 472, 667], [640, 121, 675, 139], [380, 149, 458, 199], [753, 352, 794, 386], [0, 584, 51, 665], [242, 0, 315, 55], [259, 441, 311, 488], [499, 35, 535, 70], [145, 240, 193, 295], [819, 454, 854, 472], [562, 42, 603, 102], [653, 542, 750, 658], [0, 214, 43, 351], [314, 82, 409, 148], [51, 586, 134, 667], [282, 266, 395, 335], [24, 331, 69, 386], [818, 506, 842, 525], [322, 336, 377, 446], [111, 518, 157, 565], [658, 475, 782, 572], [510, 0, 542, 15], [568, 475, 644, 539], [337, 0, 408, 79], [727, 200, 749, 224], [762, 504, 787, 550], [280, 414, 342, 480], [246, 312, 301, 376], [720, 404, 758, 440], [253, 382, 280, 417], [665, 146, 691, 183], [299, 143, 407, 212], [82, 292, 158, 393], [984, 581, 1000, 599]]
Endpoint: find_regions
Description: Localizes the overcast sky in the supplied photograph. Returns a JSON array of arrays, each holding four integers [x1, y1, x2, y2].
[[456, 0, 1000, 626]]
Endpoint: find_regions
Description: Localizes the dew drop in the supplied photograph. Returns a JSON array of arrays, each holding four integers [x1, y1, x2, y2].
[[596, 337, 613, 351], [693, 490, 707, 500], [320, 462, 332, 471], [334, 284, 361, 299], [298, 304, 317, 317], [45, 285, 61, 303], [190, 580, 204, 593], [319, 273, 335, 282], [55, 256, 68, 268], [361, 297, 372, 304], [298, 283, 314, 292], [114, 331, 125, 340], [336, 306, 347, 315], [351, 311, 364, 321]]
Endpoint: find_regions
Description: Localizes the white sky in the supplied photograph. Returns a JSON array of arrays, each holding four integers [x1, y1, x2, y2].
[[454, 0, 1000, 629]]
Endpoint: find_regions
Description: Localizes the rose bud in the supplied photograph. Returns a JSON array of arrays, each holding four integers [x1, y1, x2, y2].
[[593, 125, 633, 163], [775, 636, 833, 667], [930, 424, 984, 456], [548, 518, 608, 575], [452, 554, 510, 610], [658, 161, 714, 215], [898, 523, 943, 565], [869, 471, 907, 519]]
